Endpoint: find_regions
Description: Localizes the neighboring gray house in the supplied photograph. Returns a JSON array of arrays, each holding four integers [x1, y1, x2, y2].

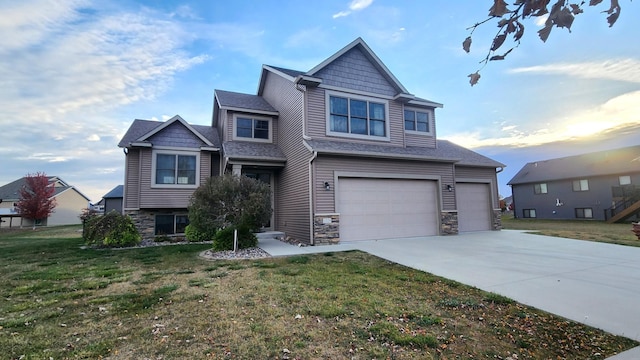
[[508, 145, 640, 222], [102, 185, 124, 214], [0, 176, 90, 228], [119, 37, 504, 243]]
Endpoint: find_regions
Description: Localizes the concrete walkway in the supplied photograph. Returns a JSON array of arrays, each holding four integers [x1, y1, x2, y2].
[[257, 230, 640, 359]]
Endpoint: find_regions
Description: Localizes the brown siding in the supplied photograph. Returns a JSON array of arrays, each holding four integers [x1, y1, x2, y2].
[[261, 71, 311, 242], [124, 148, 141, 209], [455, 166, 500, 208], [314, 155, 456, 212]]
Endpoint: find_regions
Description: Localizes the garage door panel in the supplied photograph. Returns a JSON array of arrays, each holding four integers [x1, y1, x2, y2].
[[456, 183, 491, 232], [338, 178, 438, 241]]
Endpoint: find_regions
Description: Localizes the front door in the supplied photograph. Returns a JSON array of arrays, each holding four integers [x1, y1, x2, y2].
[[243, 171, 273, 230]]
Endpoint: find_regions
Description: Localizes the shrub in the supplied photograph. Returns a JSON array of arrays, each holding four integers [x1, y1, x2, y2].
[[188, 174, 271, 235], [84, 210, 141, 248], [184, 224, 216, 242], [212, 225, 257, 251]]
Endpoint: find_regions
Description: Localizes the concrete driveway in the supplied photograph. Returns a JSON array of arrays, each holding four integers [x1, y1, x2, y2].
[[259, 229, 640, 358]]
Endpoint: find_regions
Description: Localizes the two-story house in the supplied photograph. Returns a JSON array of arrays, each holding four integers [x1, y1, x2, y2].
[[508, 145, 640, 222], [119, 38, 504, 244]]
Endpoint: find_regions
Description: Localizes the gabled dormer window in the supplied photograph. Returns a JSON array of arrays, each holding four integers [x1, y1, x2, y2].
[[404, 108, 432, 134], [233, 115, 272, 142], [326, 90, 389, 141]]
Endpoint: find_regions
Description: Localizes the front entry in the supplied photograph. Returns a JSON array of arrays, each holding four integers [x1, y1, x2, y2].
[[243, 170, 274, 230]]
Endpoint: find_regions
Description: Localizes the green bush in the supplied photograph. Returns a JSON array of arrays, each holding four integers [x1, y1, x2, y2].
[[84, 211, 141, 248], [184, 224, 216, 242], [212, 225, 257, 251], [188, 174, 271, 239]]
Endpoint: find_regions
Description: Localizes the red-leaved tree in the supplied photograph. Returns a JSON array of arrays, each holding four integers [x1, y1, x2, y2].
[[16, 172, 57, 229]]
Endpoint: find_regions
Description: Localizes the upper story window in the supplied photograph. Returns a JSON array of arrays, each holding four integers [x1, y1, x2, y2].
[[152, 150, 199, 188], [326, 91, 389, 141], [572, 179, 589, 192], [233, 115, 272, 142], [404, 108, 431, 133], [619, 175, 632, 185], [534, 183, 548, 194]]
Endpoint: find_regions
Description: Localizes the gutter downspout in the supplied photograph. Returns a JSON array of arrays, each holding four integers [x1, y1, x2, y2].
[[296, 82, 315, 245]]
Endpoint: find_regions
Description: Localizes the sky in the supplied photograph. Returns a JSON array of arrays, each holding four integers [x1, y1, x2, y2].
[[1, 0, 639, 203]]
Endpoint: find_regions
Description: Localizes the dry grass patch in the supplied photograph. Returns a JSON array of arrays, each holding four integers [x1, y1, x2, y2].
[[0, 226, 637, 359]]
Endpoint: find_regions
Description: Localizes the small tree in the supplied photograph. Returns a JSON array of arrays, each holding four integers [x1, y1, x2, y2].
[[16, 172, 57, 229], [188, 174, 272, 249]]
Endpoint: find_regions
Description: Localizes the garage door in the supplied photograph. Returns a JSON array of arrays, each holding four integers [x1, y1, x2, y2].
[[456, 183, 492, 232], [338, 178, 438, 241]]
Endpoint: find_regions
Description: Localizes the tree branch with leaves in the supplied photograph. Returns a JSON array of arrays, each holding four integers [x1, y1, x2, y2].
[[16, 172, 57, 229], [464, 0, 626, 86]]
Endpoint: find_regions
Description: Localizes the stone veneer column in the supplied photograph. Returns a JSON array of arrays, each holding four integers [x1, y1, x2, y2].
[[440, 211, 458, 235], [493, 209, 503, 230], [124, 210, 155, 241], [313, 213, 340, 245]]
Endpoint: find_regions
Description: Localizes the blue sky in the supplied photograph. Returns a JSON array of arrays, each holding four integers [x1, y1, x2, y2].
[[1, 0, 638, 202]]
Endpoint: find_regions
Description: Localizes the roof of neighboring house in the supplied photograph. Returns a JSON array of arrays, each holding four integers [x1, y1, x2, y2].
[[214, 90, 279, 115], [508, 145, 640, 185], [0, 176, 91, 202], [304, 139, 504, 168], [103, 185, 124, 199], [118, 116, 221, 148], [222, 141, 287, 163]]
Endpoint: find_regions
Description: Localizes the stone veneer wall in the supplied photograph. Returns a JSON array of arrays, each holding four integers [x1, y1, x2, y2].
[[493, 209, 503, 230], [313, 213, 340, 245], [125, 209, 187, 241], [441, 211, 458, 235]]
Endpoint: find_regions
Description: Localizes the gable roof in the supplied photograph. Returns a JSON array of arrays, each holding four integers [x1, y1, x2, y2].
[[0, 176, 91, 202], [257, 38, 442, 108], [508, 145, 640, 185], [222, 141, 287, 163], [103, 185, 124, 199], [214, 90, 279, 116], [118, 116, 221, 149], [304, 138, 504, 168]]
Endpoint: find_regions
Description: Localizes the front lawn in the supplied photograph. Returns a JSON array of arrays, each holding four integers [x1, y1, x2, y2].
[[501, 215, 640, 247], [1, 226, 637, 359]]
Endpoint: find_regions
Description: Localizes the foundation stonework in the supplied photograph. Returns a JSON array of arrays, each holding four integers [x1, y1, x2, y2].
[[493, 209, 503, 230], [441, 211, 458, 235], [313, 214, 340, 245], [124, 209, 187, 241]]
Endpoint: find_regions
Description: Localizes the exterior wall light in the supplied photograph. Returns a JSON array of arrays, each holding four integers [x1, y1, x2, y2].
[[324, 181, 331, 191], [447, 184, 454, 192]]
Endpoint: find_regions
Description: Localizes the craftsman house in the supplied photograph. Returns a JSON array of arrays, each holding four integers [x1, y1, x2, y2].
[[119, 38, 504, 244], [0, 176, 90, 228], [508, 145, 640, 222]]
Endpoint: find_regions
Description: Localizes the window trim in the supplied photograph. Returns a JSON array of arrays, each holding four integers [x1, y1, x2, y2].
[[151, 150, 200, 189], [572, 179, 589, 192], [619, 175, 632, 185], [403, 106, 433, 135], [575, 208, 593, 219], [232, 114, 273, 143], [325, 90, 390, 142], [155, 214, 189, 235], [534, 183, 548, 194]]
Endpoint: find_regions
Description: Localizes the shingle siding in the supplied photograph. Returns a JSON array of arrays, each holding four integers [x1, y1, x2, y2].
[[314, 47, 397, 96], [260, 71, 311, 242], [148, 122, 207, 148]]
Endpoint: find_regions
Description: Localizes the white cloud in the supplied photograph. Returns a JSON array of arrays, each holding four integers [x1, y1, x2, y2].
[[509, 59, 640, 83], [333, 0, 374, 18], [87, 134, 101, 141]]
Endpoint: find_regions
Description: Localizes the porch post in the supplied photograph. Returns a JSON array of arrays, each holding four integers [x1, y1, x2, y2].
[[232, 164, 242, 176]]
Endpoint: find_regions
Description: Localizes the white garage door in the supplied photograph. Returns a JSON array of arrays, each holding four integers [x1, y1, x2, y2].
[[338, 178, 438, 241], [456, 183, 492, 232]]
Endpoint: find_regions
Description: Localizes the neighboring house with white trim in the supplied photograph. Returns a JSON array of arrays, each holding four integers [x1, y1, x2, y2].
[[0, 176, 90, 228], [119, 37, 504, 244]]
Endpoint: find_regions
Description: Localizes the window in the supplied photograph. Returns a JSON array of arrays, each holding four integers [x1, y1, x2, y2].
[[327, 92, 388, 139], [235, 116, 271, 141], [523, 209, 536, 218], [619, 175, 632, 185], [155, 153, 196, 185], [572, 179, 589, 191], [575, 208, 593, 219], [534, 183, 548, 194], [155, 214, 189, 235], [404, 109, 430, 133]]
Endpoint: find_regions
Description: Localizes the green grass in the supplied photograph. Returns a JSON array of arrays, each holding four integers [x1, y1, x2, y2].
[[0, 225, 637, 359], [501, 215, 640, 247]]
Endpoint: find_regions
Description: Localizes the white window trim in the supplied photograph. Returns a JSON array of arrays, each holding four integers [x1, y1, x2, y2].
[[232, 114, 273, 143], [619, 175, 632, 185], [151, 150, 200, 189], [403, 106, 433, 136], [325, 90, 390, 142]]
